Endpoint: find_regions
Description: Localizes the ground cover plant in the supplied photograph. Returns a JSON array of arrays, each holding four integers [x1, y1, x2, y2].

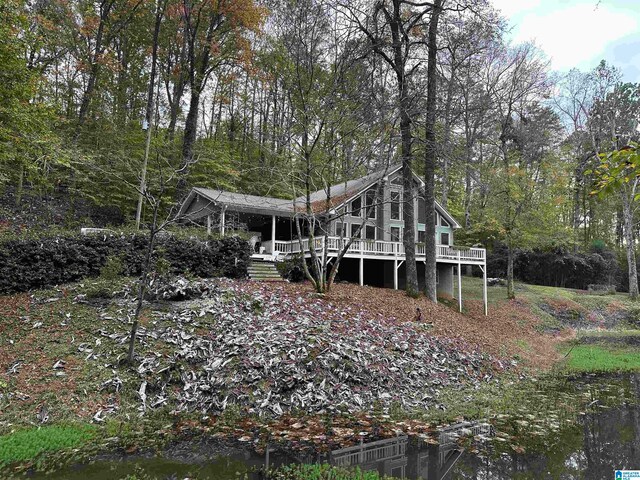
[[0, 424, 94, 468]]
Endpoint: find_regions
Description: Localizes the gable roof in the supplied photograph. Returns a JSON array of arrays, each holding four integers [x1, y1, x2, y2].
[[180, 164, 461, 228]]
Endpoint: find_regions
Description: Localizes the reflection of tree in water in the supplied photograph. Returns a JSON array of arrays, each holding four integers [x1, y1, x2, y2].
[[451, 375, 640, 479]]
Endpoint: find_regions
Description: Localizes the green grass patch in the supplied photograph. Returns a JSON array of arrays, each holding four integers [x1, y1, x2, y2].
[[565, 345, 640, 372], [0, 424, 95, 467], [269, 463, 397, 480]]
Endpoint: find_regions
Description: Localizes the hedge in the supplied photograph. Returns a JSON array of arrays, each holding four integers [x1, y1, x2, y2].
[[0, 233, 251, 294], [487, 244, 623, 291]]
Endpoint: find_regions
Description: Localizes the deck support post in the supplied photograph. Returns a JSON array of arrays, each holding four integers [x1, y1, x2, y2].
[[481, 264, 488, 316], [359, 257, 364, 286], [393, 259, 398, 290], [271, 215, 276, 253], [457, 253, 463, 313], [207, 215, 212, 235], [220, 207, 226, 236]]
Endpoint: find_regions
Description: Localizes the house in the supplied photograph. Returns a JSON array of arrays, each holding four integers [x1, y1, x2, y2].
[[179, 164, 488, 314]]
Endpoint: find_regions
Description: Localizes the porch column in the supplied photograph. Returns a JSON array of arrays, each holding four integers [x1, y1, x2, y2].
[[207, 215, 212, 235], [359, 257, 364, 286], [482, 264, 488, 316], [220, 207, 226, 236], [457, 253, 463, 313], [271, 215, 276, 252]]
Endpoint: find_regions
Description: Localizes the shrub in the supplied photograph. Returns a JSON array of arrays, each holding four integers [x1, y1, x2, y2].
[[0, 233, 251, 294], [276, 255, 306, 282]]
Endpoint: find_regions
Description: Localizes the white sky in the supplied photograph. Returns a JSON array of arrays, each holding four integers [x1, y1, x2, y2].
[[490, 0, 640, 81]]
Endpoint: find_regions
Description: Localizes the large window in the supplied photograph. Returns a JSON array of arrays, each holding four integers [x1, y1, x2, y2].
[[335, 222, 346, 237], [350, 197, 362, 217], [350, 223, 360, 238], [365, 190, 376, 219], [440, 232, 450, 246], [417, 230, 426, 244], [418, 197, 426, 224], [365, 225, 376, 240], [390, 226, 401, 242], [390, 190, 401, 221]]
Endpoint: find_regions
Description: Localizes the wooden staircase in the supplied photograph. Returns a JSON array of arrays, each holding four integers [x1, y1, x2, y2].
[[248, 260, 284, 281]]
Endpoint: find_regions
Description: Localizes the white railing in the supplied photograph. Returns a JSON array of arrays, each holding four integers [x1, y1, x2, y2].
[[271, 236, 485, 263]]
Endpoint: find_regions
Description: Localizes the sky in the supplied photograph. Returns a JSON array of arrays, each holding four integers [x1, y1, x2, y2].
[[490, 0, 640, 82]]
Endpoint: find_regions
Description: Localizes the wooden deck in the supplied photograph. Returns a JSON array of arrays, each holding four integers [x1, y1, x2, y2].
[[260, 236, 486, 265]]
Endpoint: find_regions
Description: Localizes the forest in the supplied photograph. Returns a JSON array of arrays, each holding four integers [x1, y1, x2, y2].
[[1, 0, 639, 295]]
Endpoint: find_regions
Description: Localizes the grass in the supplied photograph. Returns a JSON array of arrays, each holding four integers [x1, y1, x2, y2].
[[0, 425, 95, 467], [269, 463, 397, 480], [564, 345, 640, 372]]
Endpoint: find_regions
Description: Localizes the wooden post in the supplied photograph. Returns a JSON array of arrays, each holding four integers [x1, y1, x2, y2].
[[359, 257, 364, 286], [394, 259, 398, 290], [220, 207, 226, 236], [457, 252, 463, 313], [271, 215, 276, 253], [482, 264, 488, 316], [207, 215, 212, 235]]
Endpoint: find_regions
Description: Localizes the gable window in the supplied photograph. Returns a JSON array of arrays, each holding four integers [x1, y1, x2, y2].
[[390, 226, 401, 242], [365, 190, 376, 219], [434, 213, 439, 225], [350, 196, 362, 217], [365, 225, 376, 240], [390, 175, 403, 186], [440, 232, 450, 246], [390, 190, 401, 221], [440, 215, 450, 227]]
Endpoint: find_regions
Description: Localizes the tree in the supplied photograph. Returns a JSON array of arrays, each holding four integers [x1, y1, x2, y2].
[[590, 143, 640, 299], [338, 0, 442, 296], [422, 0, 443, 301], [176, 0, 266, 199]]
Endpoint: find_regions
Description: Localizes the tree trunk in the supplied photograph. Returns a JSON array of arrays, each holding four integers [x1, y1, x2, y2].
[[423, 0, 442, 302], [622, 192, 639, 299], [176, 79, 202, 199], [506, 240, 515, 299], [136, 0, 165, 228]]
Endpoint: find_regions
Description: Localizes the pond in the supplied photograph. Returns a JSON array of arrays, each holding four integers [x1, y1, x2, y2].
[[31, 374, 640, 479]]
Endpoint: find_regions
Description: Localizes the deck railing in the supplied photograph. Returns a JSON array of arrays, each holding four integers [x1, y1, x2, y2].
[[271, 236, 485, 263]]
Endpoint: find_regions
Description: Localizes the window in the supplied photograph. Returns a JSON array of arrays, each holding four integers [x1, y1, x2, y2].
[[390, 190, 401, 220], [390, 226, 401, 242], [350, 223, 360, 238], [418, 197, 426, 224], [350, 197, 362, 217], [440, 232, 450, 246], [440, 215, 450, 227], [335, 222, 346, 237], [390, 175, 403, 186], [434, 213, 439, 225], [365, 190, 376, 219], [365, 225, 376, 240], [417, 230, 426, 244]]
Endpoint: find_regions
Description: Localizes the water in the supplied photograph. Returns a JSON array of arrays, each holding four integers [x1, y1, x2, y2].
[[32, 374, 640, 479]]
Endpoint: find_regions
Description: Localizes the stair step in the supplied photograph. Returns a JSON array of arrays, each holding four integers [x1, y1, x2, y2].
[[248, 260, 284, 282]]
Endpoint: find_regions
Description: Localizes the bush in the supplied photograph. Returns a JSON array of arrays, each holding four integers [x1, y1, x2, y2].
[[276, 255, 306, 282], [0, 233, 251, 294]]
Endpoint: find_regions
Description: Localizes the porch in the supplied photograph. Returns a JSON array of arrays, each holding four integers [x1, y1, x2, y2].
[[262, 236, 486, 265]]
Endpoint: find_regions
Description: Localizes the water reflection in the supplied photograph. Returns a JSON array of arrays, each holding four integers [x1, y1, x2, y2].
[[325, 422, 494, 479]]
